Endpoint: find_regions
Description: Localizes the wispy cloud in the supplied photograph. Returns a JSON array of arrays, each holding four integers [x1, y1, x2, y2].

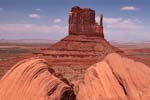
[[121, 6, 138, 11], [96, 17, 142, 30], [0, 24, 67, 34], [35, 8, 41, 11], [0, 24, 68, 39], [0, 8, 3, 11], [53, 18, 62, 23], [103, 18, 142, 29], [29, 14, 41, 19], [96, 17, 150, 42]]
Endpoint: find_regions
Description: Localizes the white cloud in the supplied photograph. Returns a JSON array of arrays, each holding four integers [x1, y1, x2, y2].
[[0, 8, 3, 11], [53, 18, 62, 23], [97, 17, 122, 25], [0, 24, 67, 34], [35, 8, 41, 11], [0, 24, 68, 40], [96, 17, 150, 42], [104, 18, 143, 29], [96, 17, 143, 29], [121, 6, 138, 11], [29, 14, 41, 19]]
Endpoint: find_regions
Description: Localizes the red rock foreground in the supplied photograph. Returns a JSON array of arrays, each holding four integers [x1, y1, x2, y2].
[[75, 53, 150, 100], [0, 53, 150, 100], [0, 58, 76, 100]]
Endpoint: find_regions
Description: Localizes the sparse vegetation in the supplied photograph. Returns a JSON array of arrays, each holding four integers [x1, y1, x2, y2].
[[0, 48, 33, 55]]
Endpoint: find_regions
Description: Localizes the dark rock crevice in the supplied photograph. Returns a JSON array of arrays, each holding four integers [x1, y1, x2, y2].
[[106, 60, 128, 96], [61, 89, 76, 100]]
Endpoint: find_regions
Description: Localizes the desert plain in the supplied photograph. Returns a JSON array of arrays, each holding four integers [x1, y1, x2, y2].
[[0, 41, 149, 81]]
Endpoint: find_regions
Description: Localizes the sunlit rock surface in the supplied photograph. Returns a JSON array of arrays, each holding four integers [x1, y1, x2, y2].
[[75, 53, 150, 100], [0, 58, 75, 100], [0, 53, 150, 100]]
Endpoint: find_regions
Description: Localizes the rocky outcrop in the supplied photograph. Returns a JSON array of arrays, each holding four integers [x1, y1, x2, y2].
[[35, 6, 120, 67], [69, 6, 104, 37], [75, 53, 150, 100], [0, 58, 75, 100], [0, 53, 150, 100]]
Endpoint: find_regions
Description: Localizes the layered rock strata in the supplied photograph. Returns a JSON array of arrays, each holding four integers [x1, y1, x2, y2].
[[38, 35, 115, 66], [36, 6, 119, 66]]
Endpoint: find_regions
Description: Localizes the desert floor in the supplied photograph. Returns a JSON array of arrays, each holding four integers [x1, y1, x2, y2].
[[0, 42, 149, 82]]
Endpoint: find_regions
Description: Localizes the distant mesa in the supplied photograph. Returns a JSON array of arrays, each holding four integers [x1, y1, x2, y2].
[[34, 6, 121, 66]]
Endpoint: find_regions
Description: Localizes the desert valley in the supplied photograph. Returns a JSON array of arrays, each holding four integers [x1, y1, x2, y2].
[[0, 6, 150, 100], [0, 36, 150, 81]]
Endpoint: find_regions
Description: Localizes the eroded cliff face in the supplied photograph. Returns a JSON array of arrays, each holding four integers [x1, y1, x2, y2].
[[69, 6, 104, 37]]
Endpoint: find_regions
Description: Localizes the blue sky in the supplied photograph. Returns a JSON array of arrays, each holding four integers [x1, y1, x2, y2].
[[0, 0, 149, 42]]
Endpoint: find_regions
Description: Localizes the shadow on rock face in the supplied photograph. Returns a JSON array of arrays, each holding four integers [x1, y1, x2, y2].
[[61, 89, 76, 100]]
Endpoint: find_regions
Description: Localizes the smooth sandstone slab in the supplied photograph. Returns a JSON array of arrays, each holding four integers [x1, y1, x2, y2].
[[1, 53, 150, 100], [76, 53, 150, 100], [0, 58, 75, 100]]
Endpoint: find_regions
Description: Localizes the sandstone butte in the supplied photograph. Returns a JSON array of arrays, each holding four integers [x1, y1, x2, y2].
[[35, 6, 121, 67], [0, 53, 150, 100]]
